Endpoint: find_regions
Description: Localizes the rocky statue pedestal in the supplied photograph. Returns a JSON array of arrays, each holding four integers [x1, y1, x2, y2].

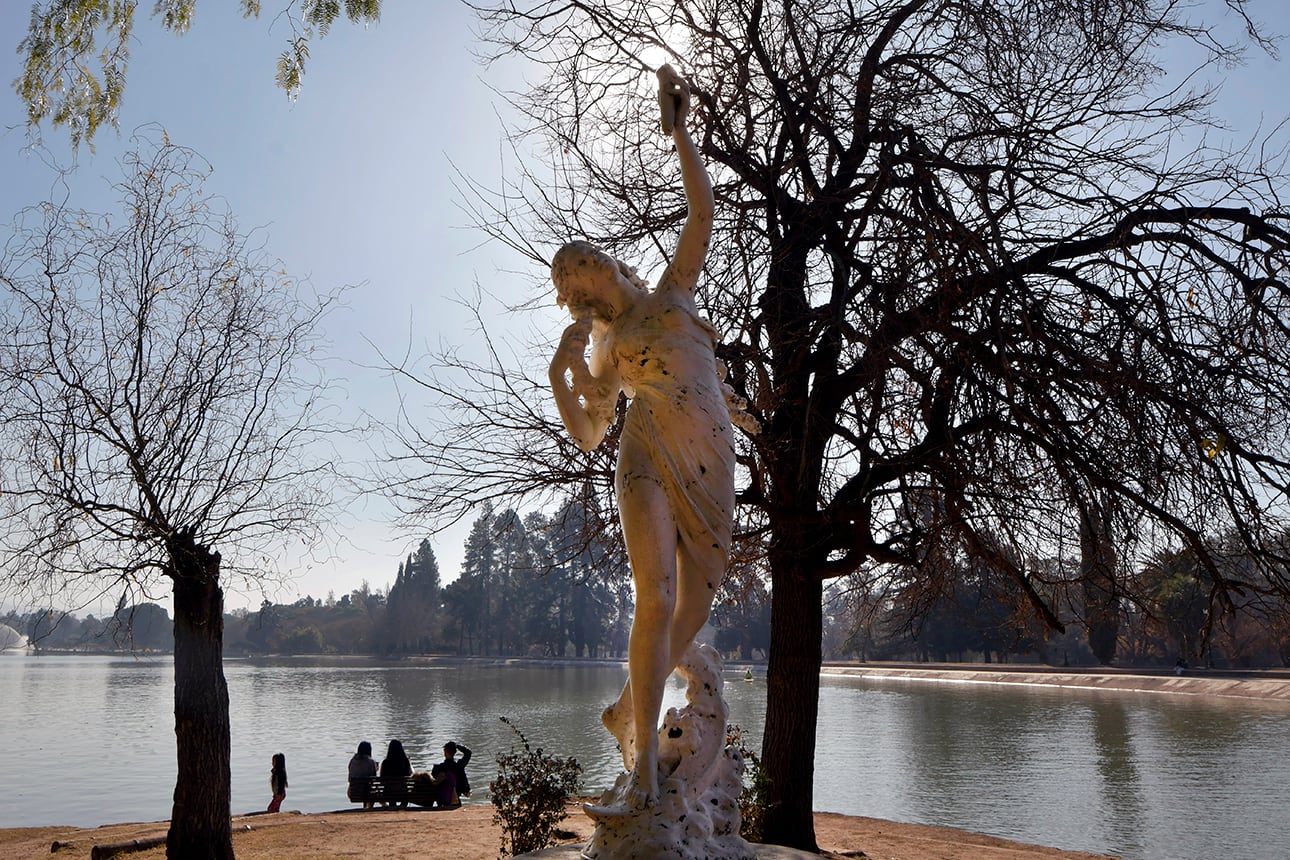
[[517, 643, 815, 860]]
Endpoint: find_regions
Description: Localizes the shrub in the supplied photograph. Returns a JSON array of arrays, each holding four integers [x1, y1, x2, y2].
[[727, 723, 773, 843], [489, 716, 583, 857]]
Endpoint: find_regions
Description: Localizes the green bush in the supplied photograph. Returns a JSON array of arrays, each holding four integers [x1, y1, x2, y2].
[[727, 723, 773, 843], [489, 716, 583, 857]]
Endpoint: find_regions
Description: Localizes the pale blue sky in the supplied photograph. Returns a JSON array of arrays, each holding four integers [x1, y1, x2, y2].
[[0, 3, 540, 608], [1, 3, 1287, 612]]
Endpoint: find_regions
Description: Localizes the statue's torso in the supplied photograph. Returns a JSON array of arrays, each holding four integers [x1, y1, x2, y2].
[[601, 289, 723, 406]]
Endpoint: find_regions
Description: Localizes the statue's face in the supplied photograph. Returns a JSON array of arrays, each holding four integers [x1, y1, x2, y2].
[[551, 241, 622, 317]]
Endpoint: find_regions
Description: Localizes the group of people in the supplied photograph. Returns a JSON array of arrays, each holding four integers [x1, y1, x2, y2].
[[263, 739, 471, 813], [346, 738, 471, 810]]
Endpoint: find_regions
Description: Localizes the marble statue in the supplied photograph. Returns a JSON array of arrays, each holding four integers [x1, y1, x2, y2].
[[548, 64, 751, 858], [549, 63, 736, 813]]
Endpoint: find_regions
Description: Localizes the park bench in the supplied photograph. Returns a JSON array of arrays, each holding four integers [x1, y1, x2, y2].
[[348, 775, 457, 809]]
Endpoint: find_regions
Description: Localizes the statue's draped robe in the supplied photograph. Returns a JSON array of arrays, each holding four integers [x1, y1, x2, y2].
[[608, 289, 736, 569]]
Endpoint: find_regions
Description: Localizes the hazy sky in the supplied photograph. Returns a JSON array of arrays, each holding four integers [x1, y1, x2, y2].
[[0, 3, 542, 609], [2, 3, 1288, 612]]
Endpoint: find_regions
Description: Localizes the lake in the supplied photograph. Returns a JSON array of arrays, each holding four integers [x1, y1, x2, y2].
[[2, 653, 1288, 859]]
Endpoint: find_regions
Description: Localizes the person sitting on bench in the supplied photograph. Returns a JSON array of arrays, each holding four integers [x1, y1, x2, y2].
[[347, 741, 378, 809], [428, 740, 471, 807], [380, 739, 413, 809]]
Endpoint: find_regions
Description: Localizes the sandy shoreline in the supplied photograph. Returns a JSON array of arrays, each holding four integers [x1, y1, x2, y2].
[[2, 803, 1118, 860]]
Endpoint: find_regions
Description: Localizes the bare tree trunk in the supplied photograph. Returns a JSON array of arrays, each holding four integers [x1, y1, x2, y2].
[[167, 532, 233, 860], [1080, 498, 1120, 665], [760, 564, 822, 851]]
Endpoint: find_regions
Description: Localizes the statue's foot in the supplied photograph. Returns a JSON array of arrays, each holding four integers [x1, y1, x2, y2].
[[601, 701, 634, 769], [623, 767, 657, 810], [582, 801, 635, 822], [583, 767, 656, 822]]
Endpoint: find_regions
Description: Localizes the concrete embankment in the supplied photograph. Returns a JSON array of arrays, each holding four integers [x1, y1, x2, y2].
[[399, 653, 1290, 703], [818, 663, 1290, 702]]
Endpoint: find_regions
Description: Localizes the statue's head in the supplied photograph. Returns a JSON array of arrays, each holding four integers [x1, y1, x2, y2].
[[551, 241, 647, 313]]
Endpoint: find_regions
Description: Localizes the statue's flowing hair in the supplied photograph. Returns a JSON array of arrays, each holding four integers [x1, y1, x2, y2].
[[612, 255, 649, 291], [552, 240, 650, 307]]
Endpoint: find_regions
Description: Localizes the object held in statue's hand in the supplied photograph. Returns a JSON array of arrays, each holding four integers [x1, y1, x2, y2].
[[657, 64, 681, 134]]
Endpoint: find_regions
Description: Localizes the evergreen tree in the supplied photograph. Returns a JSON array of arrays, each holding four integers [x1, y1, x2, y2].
[[457, 504, 497, 653], [547, 492, 632, 658], [519, 511, 565, 656], [490, 508, 531, 655], [382, 538, 443, 653]]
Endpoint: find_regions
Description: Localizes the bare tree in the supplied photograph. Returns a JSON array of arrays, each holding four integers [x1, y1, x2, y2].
[[396, 1, 1290, 848], [0, 133, 341, 859], [379, 307, 619, 526]]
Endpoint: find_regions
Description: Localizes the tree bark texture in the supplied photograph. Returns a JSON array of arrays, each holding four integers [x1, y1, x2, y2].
[[756, 240, 830, 849], [1080, 501, 1120, 666], [759, 565, 823, 851], [166, 533, 234, 860]]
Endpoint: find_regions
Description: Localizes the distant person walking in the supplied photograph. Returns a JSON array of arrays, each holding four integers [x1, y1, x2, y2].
[[267, 752, 288, 813]]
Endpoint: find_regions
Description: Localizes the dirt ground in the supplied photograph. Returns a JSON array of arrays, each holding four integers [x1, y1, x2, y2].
[[2, 802, 1116, 860]]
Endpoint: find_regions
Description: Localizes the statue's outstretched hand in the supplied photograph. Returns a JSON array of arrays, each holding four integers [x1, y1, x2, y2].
[[657, 64, 690, 134]]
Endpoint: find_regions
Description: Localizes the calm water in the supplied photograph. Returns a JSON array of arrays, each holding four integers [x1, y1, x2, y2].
[[2, 655, 1289, 859]]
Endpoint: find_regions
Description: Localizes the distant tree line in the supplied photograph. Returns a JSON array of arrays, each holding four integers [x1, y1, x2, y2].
[[6, 492, 652, 659], [4, 602, 174, 653], [12, 523, 1288, 669], [829, 528, 1290, 669]]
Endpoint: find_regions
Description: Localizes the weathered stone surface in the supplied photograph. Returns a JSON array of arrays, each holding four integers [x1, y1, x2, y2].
[[517, 845, 817, 860], [580, 644, 753, 860]]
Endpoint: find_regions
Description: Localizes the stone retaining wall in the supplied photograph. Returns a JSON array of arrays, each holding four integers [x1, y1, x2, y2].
[[818, 664, 1290, 701]]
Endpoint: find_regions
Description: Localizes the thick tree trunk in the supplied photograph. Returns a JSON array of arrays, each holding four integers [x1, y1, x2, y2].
[[1079, 498, 1120, 665], [760, 567, 823, 851], [167, 532, 234, 860]]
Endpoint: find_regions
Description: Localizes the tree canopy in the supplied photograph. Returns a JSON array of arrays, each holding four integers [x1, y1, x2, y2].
[[0, 133, 341, 859], [415, 0, 1290, 847]]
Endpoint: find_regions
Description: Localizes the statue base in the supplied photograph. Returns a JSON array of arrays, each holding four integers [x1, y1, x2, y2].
[[572, 643, 766, 860]]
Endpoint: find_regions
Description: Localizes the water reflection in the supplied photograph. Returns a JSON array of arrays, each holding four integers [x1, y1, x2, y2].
[[1087, 700, 1145, 856], [813, 676, 1290, 859]]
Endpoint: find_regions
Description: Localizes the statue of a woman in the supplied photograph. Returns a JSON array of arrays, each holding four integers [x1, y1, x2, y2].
[[548, 64, 736, 811]]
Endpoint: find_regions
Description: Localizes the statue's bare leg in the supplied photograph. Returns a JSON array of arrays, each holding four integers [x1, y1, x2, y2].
[[669, 536, 726, 669], [613, 466, 678, 809], [601, 682, 634, 768], [604, 537, 724, 773]]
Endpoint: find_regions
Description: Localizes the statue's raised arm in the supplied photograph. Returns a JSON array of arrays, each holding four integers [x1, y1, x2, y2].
[[654, 63, 714, 297]]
